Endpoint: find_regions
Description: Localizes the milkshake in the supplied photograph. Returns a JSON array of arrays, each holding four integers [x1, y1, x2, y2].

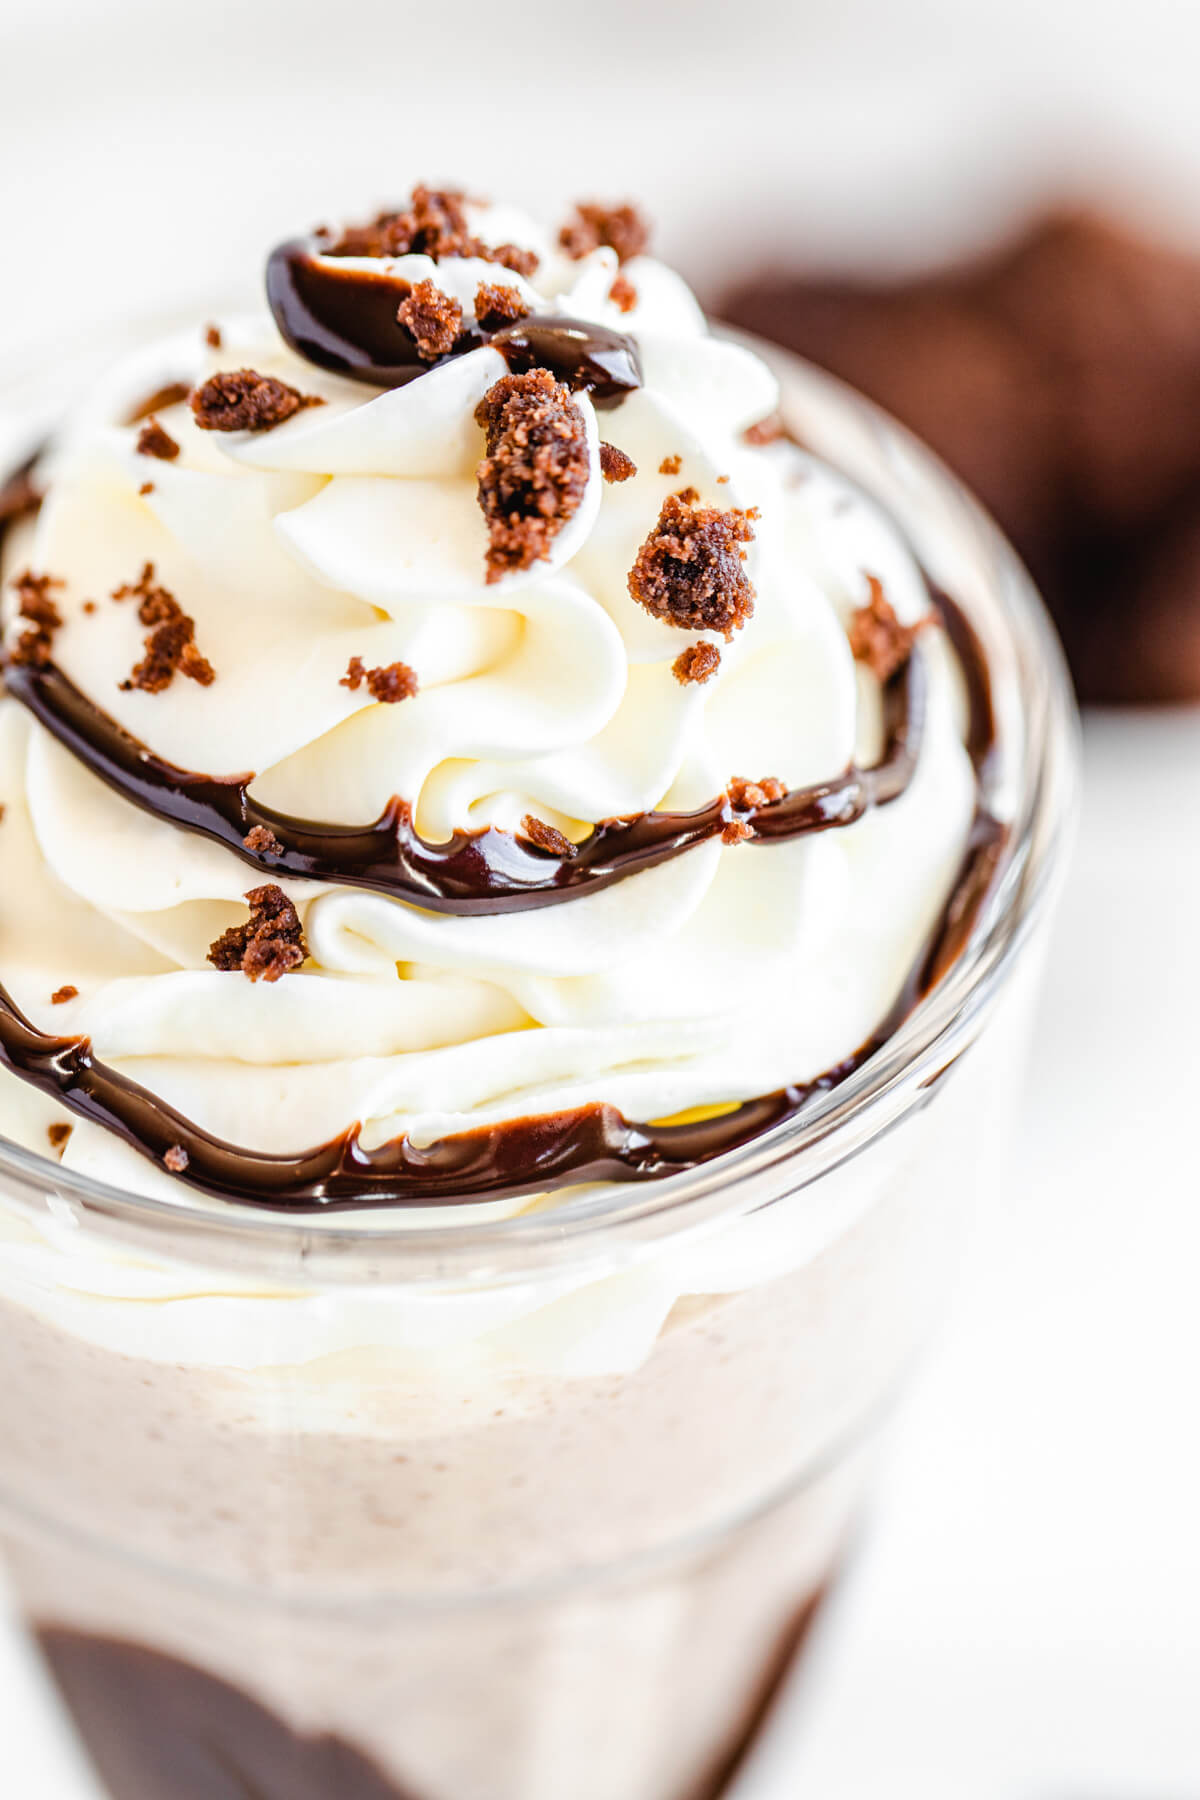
[[0, 188, 1076, 1799]]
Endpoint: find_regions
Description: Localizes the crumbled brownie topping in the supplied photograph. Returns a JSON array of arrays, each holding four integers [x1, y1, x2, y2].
[[521, 814, 577, 857], [0, 804, 5, 822], [340, 656, 419, 703], [716, 473, 730, 484], [559, 201, 651, 264], [136, 418, 180, 461], [673, 485, 700, 505], [326, 188, 538, 276], [474, 370, 590, 583], [114, 563, 215, 694], [743, 414, 786, 447], [728, 774, 788, 810], [722, 819, 755, 845], [659, 454, 682, 476], [396, 279, 463, 361], [672, 641, 722, 684], [599, 442, 637, 482], [163, 1145, 189, 1173], [82, 600, 97, 615], [204, 324, 222, 349], [244, 824, 283, 855], [847, 574, 918, 681], [127, 382, 191, 425], [207, 884, 308, 983], [628, 494, 758, 638], [138, 482, 155, 496], [190, 369, 320, 433], [50, 985, 78, 1005], [475, 282, 530, 331], [609, 273, 638, 314], [47, 1123, 72, 1152], [7, 570, 64, 668]]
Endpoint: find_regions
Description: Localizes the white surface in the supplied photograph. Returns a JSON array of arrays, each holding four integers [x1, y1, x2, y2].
[[3, 707, 1199, 1794]]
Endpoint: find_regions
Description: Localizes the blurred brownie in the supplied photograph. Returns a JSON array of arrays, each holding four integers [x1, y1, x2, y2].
[[722, 209, 1200, 703]]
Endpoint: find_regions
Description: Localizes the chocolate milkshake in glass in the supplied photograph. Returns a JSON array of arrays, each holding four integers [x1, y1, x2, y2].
[[0, 189, 1075, 1800]]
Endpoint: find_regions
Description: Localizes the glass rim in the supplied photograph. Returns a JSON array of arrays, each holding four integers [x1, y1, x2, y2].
[[0, 328, 1080, 1285]]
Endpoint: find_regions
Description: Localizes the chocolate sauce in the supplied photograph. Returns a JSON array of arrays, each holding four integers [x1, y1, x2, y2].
[[38, 1593, 828, 1800], [265, 237, 642, 403], [2, 651, 924, 916], [38, 1631, 415, 1800], [0, 785, 1004, 1209], [0, 441, 1007, 1210]]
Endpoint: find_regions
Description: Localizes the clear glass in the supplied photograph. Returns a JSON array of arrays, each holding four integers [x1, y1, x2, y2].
[[0, 338, 1078, 1800]]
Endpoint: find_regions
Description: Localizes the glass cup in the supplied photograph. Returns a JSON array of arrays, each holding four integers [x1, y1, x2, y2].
[[0, 340, 1078, 1800]]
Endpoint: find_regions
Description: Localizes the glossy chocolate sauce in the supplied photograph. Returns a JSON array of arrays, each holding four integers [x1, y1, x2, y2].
[[38, 1591, 829, 1800], [0, 419, 1005, 1209], [0, 791, 1003, 1210], [37, 1631, 414, 1800], [266, 237, 642, 404], [2, 649, 923, 915]]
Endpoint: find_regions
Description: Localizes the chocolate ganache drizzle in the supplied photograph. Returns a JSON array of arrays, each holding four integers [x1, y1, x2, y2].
[[3, 648, 925, 915], [0, 580, 1001, 1210], [0, 201, 1008, 1210], [266, 237, 642, 404]]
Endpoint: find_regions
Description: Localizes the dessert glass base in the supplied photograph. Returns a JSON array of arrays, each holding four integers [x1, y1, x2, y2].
[[0, 341, 1076, 1800]]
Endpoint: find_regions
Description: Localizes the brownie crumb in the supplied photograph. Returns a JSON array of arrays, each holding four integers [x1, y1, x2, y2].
[[716, 473, 730, 484], [340, 656, 419, 703], [722, 819, 755, 845], [207, 884, 308, 983], [50, 985, 78, 1005], [204, 324, 222, 349], [114, 563, 215, 693], [728, 774, 788, 810], [659, 454, 682, 476], [244, 824, 284, 856], [521, 814, 577, 858], [673, 641, 722, 684], [47, 1123, 72, 1152], [126, 382, 191, 426], [136, 418, 180, 461], [609, 273, 638, 314], [475, 282, 530, 331], [0, 804, 5, 822], [163, 1145, 189, 1173], [743, 414, 786, 447], [7, 570, 64, 668], [629, 494, 758, 637], [397, 279, 463, 361], [600, 442, 637, 483], [847, 574, 918, 681], [673, 485, 700, 505], [82, 600, 97, 615], [326, 188, 538, 276], [190, 369, 320, 433], [474, 370, 590, 582], [138, 482, 155, 496], [559, 201, 651, 265]]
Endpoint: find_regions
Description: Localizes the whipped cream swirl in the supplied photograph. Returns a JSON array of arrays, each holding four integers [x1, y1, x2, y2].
[[0, 195, 978, 1208]]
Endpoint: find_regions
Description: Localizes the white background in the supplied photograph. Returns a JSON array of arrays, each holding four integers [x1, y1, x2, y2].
[[3, 1, 1200, 1792]]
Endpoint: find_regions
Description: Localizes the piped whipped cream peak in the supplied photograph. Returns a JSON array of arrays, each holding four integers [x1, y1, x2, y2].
[[0, 185, 997, 1211]]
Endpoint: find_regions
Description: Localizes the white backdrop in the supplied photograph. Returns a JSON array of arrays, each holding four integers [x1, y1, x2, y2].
[[3, 3, 1200, 1793], [5, 0, 1200, 353]]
